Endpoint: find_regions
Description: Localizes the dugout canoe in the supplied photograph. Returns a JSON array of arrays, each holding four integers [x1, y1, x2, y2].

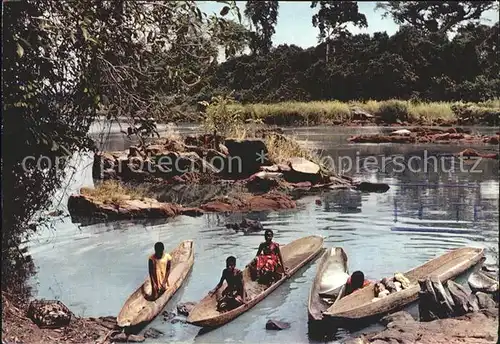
[[117, 240, 194, 328], [187, 235, 324, 328], [308, 247, 349, 322], [323, 247, 484, 322]]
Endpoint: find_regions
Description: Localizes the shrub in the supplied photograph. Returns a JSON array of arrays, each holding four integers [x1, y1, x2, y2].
[[376, 100, 410, 123]]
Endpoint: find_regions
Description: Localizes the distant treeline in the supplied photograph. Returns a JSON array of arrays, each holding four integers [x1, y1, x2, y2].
[[193, 23, 499, 104]]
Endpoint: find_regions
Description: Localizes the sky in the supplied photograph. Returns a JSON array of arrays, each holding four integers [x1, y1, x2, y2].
[[197, 1, 500, 49]]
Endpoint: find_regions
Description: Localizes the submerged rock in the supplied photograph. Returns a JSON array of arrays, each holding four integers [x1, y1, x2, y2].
[[265, 319, 290, 330], [354, 182, 390, 193], [177, 302, 197, 316], [144, 327, 164, 339], [225, 218, 264, 233]]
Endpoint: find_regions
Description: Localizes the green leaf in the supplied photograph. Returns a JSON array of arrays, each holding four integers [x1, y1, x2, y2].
[[220, 6, 230, 16], [16, 43, 24, 58]]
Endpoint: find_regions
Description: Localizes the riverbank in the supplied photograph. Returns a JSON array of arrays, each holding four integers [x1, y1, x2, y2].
[[346, 308, 498, 344], [2, 293, 116, 344], [216, 99, 500, 127]]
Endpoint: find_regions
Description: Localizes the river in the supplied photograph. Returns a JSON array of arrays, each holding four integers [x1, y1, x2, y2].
[[28, 124, 499, 343]]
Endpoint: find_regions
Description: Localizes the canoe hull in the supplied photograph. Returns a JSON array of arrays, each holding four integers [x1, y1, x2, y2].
[[308, 247, 349, 322], [324, 247, 484, 322], [187, 235, 324, 328], [117, 240, 195, 328]]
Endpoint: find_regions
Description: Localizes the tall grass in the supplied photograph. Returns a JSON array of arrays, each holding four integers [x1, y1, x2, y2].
[[227, 99, 499, 125], [81, 180, 150, 205]]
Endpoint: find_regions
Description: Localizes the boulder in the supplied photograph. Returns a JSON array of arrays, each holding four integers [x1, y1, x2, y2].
[[223, 138, 270, 178], [27, 299, 72, 329], [283, 157, 322, 184], [92, 152, 116, 180], [475, 292, 497, 310]]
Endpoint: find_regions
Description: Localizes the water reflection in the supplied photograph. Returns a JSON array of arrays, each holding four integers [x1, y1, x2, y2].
[[28, 126, 498, 344]]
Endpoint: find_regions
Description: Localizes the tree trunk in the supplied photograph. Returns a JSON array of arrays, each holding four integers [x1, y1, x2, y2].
[[325, 41, 329, 63]]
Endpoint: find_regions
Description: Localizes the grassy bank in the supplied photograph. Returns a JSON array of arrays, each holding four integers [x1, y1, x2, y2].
[[80, 180, 149, 205], [224, 99, 500, 126]]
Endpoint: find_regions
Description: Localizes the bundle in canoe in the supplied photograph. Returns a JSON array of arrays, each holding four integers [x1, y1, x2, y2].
[[117, 240, 194, 328], [308, 247, 350, 322], [187, 235, 324, 328], [323, 247, 484, 322]]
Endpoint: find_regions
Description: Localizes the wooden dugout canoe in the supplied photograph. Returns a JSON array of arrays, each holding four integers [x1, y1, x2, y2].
[[187, 235, 324, 328], [323, 247, 484, 322], [308, 247, 350, 322], [117, 240, 194, 328]]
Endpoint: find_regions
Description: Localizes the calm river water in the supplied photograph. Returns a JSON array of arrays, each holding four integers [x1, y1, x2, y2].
[[28, 124, 499, 343]]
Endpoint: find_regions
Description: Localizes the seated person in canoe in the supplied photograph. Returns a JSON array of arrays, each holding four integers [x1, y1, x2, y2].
[[248, 229, 289, 285], [145, 242, 172, 300], [334, 271, 372, 301], [209, 256, 246, 312]]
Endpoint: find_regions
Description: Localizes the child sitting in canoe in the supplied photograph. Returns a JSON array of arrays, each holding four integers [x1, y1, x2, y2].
[[145, 242, 172, 300], [344, 271, 372, 296], [209, 256, 247, 312], [248, 229, 289, 285], [332, 271, 372, 302]]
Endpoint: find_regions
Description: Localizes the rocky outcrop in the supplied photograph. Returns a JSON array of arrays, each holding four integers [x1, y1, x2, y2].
[[67, 193, 203, 222], [68, 188, 297, 223], [345, 309, 498, 344], [348, 127, 500, 145]]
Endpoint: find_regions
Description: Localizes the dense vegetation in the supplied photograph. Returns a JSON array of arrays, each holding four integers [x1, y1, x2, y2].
[[2, 0, 242, 302], [2, 0, 499, 305], [195, 22, 499, 103]]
